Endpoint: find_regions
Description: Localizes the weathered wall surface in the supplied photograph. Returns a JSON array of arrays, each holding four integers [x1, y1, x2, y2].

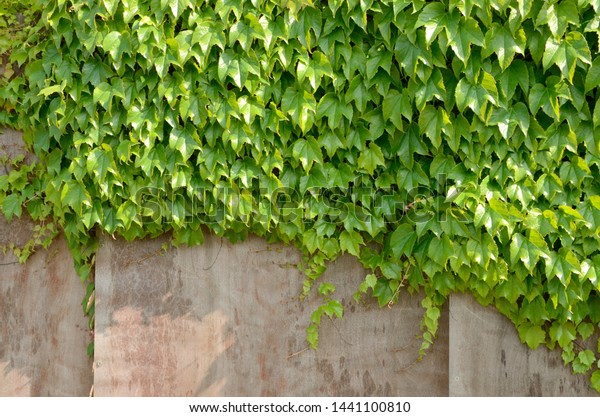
[[0, 229, 93, 396], [449, 293, 597, 396], [93, 233, 449, 396], [0, 129, 92, 396]]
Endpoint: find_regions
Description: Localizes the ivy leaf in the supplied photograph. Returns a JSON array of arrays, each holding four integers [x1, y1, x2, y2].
[[358, 142, 386, 175], [292, 138, 322, 173], [193, 20, 226, 54], [61, 180, 91, 215], [218, 50, 247, 88], [1, 193, 22, 222], [390, 224, 417, 258], [396, 123, 428, 169], [93, 82, 113, 110], [483, 24, 526, 70], [544, 251, 579, 285], [169, 127, 200, 162], [518, 323, 546, 349], [418, 105, 449, 149], [428, 235, 455, 267], [382, 89, 411, 130], [86, 148, 112, 183], [549, 321, 577, 348], [282, 87, 317, 133], [573, 350, 596, 374], [316, 93, 353, 129], [542, 32, 591, 83], [366, 47, 393, 80], [585, 56, 600, 93], [528, 83, 561, 119], [415, 2, 447, 44], [445, 16, 484, 63], [592, 371, 600, 393], [455, 72, 498, 119], [102, 0, 119, 16], [102, 31, 130, 62], [535, 0, 579, 38], [345, 75, 371, 113], [340, 230, 364, 257]]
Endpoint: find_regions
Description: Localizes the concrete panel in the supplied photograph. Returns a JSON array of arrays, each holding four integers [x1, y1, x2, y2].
[[0, 129, 35, 174], [0, 227, 93, 396], [0, 129, 92, 396], [94, 233, 449, 396], [449, 293, 597, 396]]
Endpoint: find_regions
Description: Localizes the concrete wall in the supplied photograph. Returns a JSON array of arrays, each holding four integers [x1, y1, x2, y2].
[[93, 233, 449, 396], [449, 293, 596, 396], [0, 129, 92, 396]]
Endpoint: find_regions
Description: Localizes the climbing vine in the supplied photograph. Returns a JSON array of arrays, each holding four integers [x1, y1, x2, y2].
[[1, 0, 600, 391]]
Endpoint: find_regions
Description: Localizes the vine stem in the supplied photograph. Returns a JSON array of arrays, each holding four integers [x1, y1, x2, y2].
[[287, 348, 308, 359]]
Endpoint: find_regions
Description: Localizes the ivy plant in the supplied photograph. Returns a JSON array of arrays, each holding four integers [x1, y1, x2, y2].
[[1, 0, 600, 392]]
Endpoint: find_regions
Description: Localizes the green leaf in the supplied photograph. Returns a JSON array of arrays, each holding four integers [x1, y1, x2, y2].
[[591, 371, 600, 392], [518, 323, 546, 349], [578, 322, 595, 340], [169, 127, 200, 162], [366, 47, 393, 79], [415, 2, 447, 44], [93, 82, 113, 110], [340, 230, 364, 256], [446, 16, 484, 63], [545, 251, 579, 285], [323, 300, 343, 319], [573, 350, 596, 373], [306, 324, 318, 349], [102, 31, 130, 62], [390, 224, 417, 258], [60, 180, 90, 215], [535, 0, 579, 38], [1, 193, 22, 221], [358, 142, 386, 175], [489, 103, 530, 139], [318, 282, 335, 296], [542, 32, 591, 83], [282, 87, 317, 133], [509, 233, 546, 272], [193, 20, 225, 54], [217, 50, 258, 89], [86, 148, 112, 183], [585, 56, 600, 93], [396, 124, 428, 169], [383, 89, 411, 130], [418, 105, 449, 148], [528, 83, 561, 119], [316, 93, 353, 129], [549, 321, 577, 348], [428, 235, 455, 267], [483, 24, 526, 70], [292, 137, 322, 173], [455, 73, 497, 119], [102, 0, 119, 16]]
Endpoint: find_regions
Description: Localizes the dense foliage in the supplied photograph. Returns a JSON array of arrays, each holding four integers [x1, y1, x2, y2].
[[1, 0, 600, 390]]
